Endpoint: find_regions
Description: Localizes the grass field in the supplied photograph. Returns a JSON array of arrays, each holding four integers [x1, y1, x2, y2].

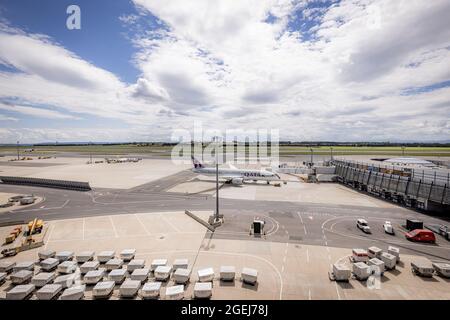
[[1, 144, 450, 157]]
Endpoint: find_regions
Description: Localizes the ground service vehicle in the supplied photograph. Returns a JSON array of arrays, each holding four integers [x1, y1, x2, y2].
[[405, 229, 436, 243], [357, 219, 371, 234], [383, 221, 395, 235]]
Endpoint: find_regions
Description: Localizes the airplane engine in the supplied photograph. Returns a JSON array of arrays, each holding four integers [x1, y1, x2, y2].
[[231, 178, 243, 185]]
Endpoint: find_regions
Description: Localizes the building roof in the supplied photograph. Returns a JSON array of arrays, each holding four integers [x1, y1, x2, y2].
[[383, 157, 435, 166]]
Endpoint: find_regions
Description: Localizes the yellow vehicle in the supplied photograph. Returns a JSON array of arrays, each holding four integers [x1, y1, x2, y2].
[[27, 219, 43, 235], [5, 226, 22, 244]]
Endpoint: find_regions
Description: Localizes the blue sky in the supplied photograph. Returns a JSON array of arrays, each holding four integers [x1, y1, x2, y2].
[[0, 0, 449, 143]]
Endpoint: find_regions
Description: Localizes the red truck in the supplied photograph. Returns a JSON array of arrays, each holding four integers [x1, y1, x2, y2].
[[405, 229, 436, 243]]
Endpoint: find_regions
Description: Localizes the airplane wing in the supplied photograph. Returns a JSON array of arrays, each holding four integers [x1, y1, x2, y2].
[[228, 163, 237, 170], [221, 175, 244, 180]]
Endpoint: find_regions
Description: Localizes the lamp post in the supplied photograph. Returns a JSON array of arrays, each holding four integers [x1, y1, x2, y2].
[[213, 136, 220, 224], [89, 141, 93, 164], [17, 140, 20, 160], [310, 147, 314, 166], [330, 147, 333, 161]]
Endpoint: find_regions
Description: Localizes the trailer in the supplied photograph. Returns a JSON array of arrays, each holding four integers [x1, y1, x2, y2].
[[127, 259, 145, 272], [84, 269, 105, 285], [165, 285, 184, 300], [57, 261, 77, 274], [331, 264, 351, 282], [119, 249, 136, 262], [76, 251, 95, 263], [380, 252, 397, 270], [38, 250, 56, 260], [97, 250, 115, 263], [367, 247, 382, 259], [406, 219, 423, 231], [411, 260, 434, 277], [351, 249, 369, 263], [388, 246, 400, 262], [60, 285, 86, 300], [105, 258, 124, 271], [198, 267, 215, 282], [432, 263, 450, 278], [241, 267, 258, 285], [352, 262, 370, 281], [6, 284, 35, 300], [0, 272, 7, 284], [150, 259, 167, 271], [11, 270, 33, 284], [131, 268, 150, 283], [0, 261, 15, 273], [92, 281, 115, 299], [173, 258, 189, 271], [13, 261, 35, 272], [55, 251, 74, 262], [141, 282, 161, 299], [36, 284, 62, 300], [154, 265, 172, 281], [54, 274, 76, 288], [32, 272, 56, 287], [119, 279, 141, 298], [40, 258, 59, 271], [220, 266, 236, 281], [108, 269, 127, 284], [80, 261, 100, 274], [173, 268, 191, 284], [194, 282, 212, 299], [368, 258, 385, 275]]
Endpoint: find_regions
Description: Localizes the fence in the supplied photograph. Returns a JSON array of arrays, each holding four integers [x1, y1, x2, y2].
[[0, 176, 91, 191]]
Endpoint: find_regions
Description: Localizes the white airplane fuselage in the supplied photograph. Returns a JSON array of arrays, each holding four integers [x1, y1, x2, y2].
[[192, 167, 280, 182]]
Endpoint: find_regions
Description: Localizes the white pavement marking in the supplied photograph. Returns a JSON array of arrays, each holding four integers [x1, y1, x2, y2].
[[306, 248, 310, 264], [134, 214, 151, 236], [308, 289, 312, 300], [109, 216, 119, 238], [335, 282, 341, 300], [82, 218, 85, 241], [44, 223, 55, 249], [160, 214, 181, 233], [12, 199, 69, 212]]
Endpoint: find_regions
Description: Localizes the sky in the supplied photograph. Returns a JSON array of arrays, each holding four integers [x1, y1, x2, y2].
[[0, 0, 449, 143]]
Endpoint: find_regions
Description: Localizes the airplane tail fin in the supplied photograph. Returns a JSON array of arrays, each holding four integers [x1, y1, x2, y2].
[[191, 156, 205, 169]]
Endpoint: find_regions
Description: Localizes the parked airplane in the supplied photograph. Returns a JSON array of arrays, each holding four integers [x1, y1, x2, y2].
[[191, 156, 281, 185]]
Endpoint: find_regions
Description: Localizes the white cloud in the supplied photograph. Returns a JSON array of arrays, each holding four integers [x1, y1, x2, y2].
[[0, 0, 449, 142], [0, 102, 79, 119]]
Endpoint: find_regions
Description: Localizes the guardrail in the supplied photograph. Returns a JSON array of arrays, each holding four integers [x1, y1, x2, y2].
[[0, 176, 91, 191]]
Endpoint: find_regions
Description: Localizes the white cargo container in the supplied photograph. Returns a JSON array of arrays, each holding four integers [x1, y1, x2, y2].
[[127, 259, 145, 272], [368, 258, 385, 275], [173, 259, 189, 270], [93, 281, 115, 299], [0, 261, 15, 273], [0, 272, 6, 284], [411, 260, 434, 277], [57, 261, 77, 274], [97, 251, 115, 263], [54, 274, 76, 289], [60, 285, 85, 300], [40, 258, 59, 271], [11, 270, 33, 284], [108, 269, 127, 284], [150, 259, 167, 271], [119, 249, 136, 261], [388, 246, 400, 262], [351, 249, 369, 263], [36, 284, 62, 300], [141, 282, 161, 299], [119, 279, 141, 298], [105, 258, 123, 271], [380, 252, 397, 270], [76, 251, 95, 263], [6, 284, 35, 300], [84, 269, 105, 285], [367, 247, 382, 259], [38, 250, 56, 260], [173, 268, 191, 284], [332, 264, 351, 282], [32, 272, 56, 287], [352, 262, 370, 280], [194, 282, 212, 299], [154, 265, 172, 281], [165, 285, 184, 300], [241, 267, 258, 285], [198, 267, 214, 282], [80, 261, 100, 274], [13, 261, 34, 272], [130, 268, 150, 283], [220, 266, 236, 281], [432, 263, 450, 278], [55, 251, 74, 262]]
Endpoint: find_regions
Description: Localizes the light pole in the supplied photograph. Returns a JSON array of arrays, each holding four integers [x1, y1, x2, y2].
[[89, 141, 93, 164], [213, 136, 220, 224], [17, 140, 20, 160], [310, 147, 314, 166], [330, 147, 333, 161]]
